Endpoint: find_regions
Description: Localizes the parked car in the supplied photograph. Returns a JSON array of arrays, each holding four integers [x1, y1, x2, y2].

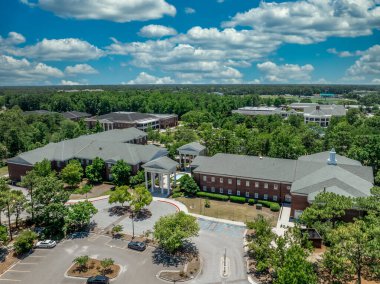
[[35, 240, 56, 248], [87, 275, 110, 284], [127, 241, 146, 251]]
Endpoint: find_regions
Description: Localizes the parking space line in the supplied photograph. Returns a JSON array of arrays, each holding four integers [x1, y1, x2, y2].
[[0, 279, 21, 281], [8, 270, 30, 273], [18, 262, 38, 265], [28, 255, 45, 258]]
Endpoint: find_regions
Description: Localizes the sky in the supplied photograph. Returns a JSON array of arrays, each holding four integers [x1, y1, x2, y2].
[[0, 0, 379, 86]]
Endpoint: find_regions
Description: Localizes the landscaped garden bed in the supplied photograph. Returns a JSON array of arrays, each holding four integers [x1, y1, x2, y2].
[[67, 258, 120, 279], [159, 255, 201, 282]]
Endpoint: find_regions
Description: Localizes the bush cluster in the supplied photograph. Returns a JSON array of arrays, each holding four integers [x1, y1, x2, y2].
[[257, 200, 281, 212], [230, 196, 246, 203], [196, 192, 229, 201]]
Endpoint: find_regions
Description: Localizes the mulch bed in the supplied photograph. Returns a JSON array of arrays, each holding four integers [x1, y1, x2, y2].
[[0, 251, 19, 275], [67, 258, 120, 279], [159, 256, 201, 282]]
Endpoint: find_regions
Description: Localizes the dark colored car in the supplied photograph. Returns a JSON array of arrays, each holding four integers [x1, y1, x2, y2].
[[128, 241, 146, 251], [86, 275, 110, 284]]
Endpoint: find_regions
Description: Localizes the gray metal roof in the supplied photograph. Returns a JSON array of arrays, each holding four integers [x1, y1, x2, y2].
[[303, 105, 346, 116], [86, 112, 176, 123], [298, 151, 362, 166], [8, 128, 162, 166], [62, 111, 91, 119], [193, 153, 297, 182], [142, 156, 178, 172], [177, 142, 206, 153]]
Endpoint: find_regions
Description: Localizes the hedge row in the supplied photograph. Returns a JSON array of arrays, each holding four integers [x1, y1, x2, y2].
[[196, 192, 229, 201], [230, 196, 246, 203], [257, 200, 281, 212]]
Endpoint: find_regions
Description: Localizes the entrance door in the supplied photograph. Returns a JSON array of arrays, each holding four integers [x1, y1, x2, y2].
[[294, 210, 303, 219]]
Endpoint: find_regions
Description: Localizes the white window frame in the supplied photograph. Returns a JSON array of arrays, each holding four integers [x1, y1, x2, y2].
[[203, 176, 207, 182], [254, 193, 259, 199], [264, 183, 268, 189], [287, 185, 291, 190], [211, 177, 215, 182], [228, 178, 232, 185], [237, 190, 240, 196], [273, 195, 278, 201], [203, 186, 207, 191], [246, 181, 250, 187], [220, 178, 223, 183], [227, 189, 232, 195], [237, 179, 241, 186], [264, 194, 268, 200], [219, 188, 223, 194], [245, 192, 250, 198], [211, 187, 215, 193], [255, 182, 259, 188], [274, 184, 278, 190]]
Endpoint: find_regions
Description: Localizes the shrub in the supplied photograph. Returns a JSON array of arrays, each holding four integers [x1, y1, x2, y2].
[[230, 196, 246, 203], [204, 199, 210, 208], [14, 230, 37, 255], [248, 199, 255, 205], [257, 200, 281, 212], [171, 192, 183, 198], [196, 192, 229, 201]]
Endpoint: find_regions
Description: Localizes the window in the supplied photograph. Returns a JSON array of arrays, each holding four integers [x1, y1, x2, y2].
[[274, 184, 278, 190], [219, 188, 223, 194], [254, 193, 259, 199], [287, 185, 291, 190], [237, 191, 240, 196], [220, 178, 223, 183], [211, 187, 215, 193], [211, 177, 215, 182], [264, 183, 268, 189], [237, 179, 241, 186], [255, 182, 259, 188], [203, 186, 207, 191], [203, 176, 207, 182], [245, 192, 250, 197], [273, 195, 278, 201], [264, 194, 268, 200], [57, 161, 61, 167], [228, 178, 232, 185], [228, 189, 232, 195], [246, 181, 250, 187]]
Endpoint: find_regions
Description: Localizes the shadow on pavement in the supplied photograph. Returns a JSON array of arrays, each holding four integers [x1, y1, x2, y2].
[[152, 241, 199, 267]]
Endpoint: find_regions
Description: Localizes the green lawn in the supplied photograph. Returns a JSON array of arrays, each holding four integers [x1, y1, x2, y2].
[[0, 166, 8, 176], [175, 196, 279, 225]]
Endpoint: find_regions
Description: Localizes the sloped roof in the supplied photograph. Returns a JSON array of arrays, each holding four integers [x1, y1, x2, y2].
[[193, 153, 297, 182], [142, 156, 178, 171], [86, 112, 176, 123], [298, 151, 362, 166], [304, 105, 346, 116], [177, 142, 206, 153], [7, 128, 163, 166], [62, 111, 91, 119]]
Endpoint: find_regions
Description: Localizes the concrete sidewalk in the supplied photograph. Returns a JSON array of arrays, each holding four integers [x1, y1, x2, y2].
[[273, 206, 294, 236]]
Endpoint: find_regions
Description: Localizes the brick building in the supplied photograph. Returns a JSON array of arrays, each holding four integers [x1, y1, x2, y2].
[[85, 112, 178, 131], [7, 128, 167, 181], [192, 149, 373, 218]]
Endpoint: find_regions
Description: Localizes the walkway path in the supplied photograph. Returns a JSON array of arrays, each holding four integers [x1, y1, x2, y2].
[[273, 205, 294, 236]]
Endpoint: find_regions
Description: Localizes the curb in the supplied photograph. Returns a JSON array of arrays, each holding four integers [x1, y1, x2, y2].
[[190, 213, 246, 227], [66, 195, 110, 204]]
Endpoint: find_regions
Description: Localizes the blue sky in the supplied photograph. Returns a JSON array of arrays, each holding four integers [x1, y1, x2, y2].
[[0, 0, 379, 85]]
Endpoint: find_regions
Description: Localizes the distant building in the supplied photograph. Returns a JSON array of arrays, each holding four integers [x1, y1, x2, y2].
[[303, 105, 346, 127], [232, 106, 297, 118], [23, 110, 55, 115], [62, 111, 91, 121], [319, 93, 336, 98], [289, 103, 319, 111], [191, 149, 373, 218], [85, 112, 178, 131]]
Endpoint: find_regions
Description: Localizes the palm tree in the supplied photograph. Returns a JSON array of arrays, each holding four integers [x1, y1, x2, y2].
[[73, 255, 89, 272], [100, 258, 114, 275]]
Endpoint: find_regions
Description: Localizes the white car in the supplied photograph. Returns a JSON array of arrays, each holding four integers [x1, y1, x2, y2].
[[36, 240, 56, 248]]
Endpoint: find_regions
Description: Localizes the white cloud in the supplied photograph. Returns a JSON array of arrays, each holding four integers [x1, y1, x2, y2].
[[257, 61, 314, 83], [65, 64, 98, 74], [327, 48, 363, 57], [372, 78, 380, 84], [0, 55, 63, 85], [185, 7, 196, 14], [127, 72, 175, 84], [138, 25, 177, 38], [61, 79, 80, 85], [9, 38, 104, 61], [217, 0, 224, 3], [347, 45, 380, 77], [22, 0, 176, 22], [0, 32, 26, 47], [223, 0, 380, 44]]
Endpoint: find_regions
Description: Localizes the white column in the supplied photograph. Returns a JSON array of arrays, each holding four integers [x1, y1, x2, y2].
[[167, 174, 171, 194], [179, 154, 182, 168], [174, 172, 177, 187], [151, 172, 155, 192], [160, 174, 164, 194], [145, 171, 148, 190]]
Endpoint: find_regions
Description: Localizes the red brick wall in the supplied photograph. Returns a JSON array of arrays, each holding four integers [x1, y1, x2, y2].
[[159, 116, 178, 129], [290, 194, 309, 217], [194, 172, 291, 202], [8, 163, 33, 181]]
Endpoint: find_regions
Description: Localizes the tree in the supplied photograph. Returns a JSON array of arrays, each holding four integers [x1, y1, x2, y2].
[[19, 170, 39, 222], [111, 225, 123, 238], [100, 258, 114, 275], [13, 230, 37, 255], [33, 159, 53, 177], [85, 157, 105, 184], [10, 190, 27, 228], [73, 255, 89, 272], [178, 175, 199, 196], [0, 225, 8, 246], [129, 186, 153, 213], [154, 211, 199, 253], [61, 159, 83, 188], [65, 201, 98, 231], [111, 160, 131, 186], [108, 186, 130, 207], [129, 170, 145, 187]]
